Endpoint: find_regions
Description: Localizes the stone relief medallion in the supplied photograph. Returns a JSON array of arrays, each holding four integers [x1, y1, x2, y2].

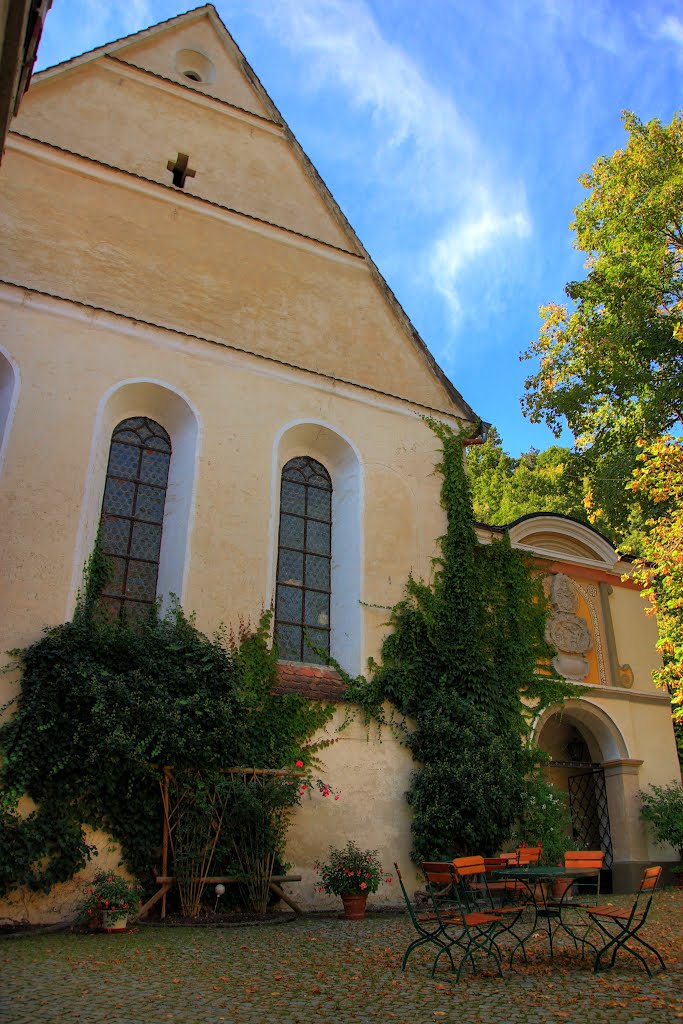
[[546, 574, 593, 681], [550, 573, 578, 614]]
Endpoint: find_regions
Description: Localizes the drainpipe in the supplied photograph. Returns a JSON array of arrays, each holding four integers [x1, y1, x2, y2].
[[463, 420, 491, 447]]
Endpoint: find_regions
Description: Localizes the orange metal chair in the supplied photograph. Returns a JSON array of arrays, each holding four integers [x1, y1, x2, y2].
[[587, 866, 665, 977], [517, 845, 542, 866], [555, 850, 604, 904]]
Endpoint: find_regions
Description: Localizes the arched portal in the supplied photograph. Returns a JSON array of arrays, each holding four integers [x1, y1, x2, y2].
[[535, 701, 638, 891]]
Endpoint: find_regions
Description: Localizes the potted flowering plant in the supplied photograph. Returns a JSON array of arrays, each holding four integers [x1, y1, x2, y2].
[[79, 871, 141, 932], [315, 840, 389, 919]]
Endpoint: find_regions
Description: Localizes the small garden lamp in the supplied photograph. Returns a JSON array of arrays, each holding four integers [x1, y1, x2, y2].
[[214, 883, 225, 911]]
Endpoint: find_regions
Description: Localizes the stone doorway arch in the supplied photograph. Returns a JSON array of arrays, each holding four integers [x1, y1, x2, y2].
[[535, 701, 646, 892]]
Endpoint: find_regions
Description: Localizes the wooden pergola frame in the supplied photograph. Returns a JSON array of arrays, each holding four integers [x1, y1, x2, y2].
[[134, 766, 306, 920]]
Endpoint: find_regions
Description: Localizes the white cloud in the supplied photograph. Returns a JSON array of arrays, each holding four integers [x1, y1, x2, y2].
[[248, 0, 531, 332], [658, 14, 683, 46], [430, 203, 532, 325]]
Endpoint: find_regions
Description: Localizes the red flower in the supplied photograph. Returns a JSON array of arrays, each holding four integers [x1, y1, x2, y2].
[[360, 882, 367, 890], [295, 759, 304, 767]]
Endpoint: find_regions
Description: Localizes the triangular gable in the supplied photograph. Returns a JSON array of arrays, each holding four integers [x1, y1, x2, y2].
[[16, 5, 478, 421], [32, 6, 284, 125]]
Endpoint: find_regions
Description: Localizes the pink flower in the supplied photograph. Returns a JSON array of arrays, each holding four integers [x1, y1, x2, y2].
[[386, 877, 393, 884], [360, 882, 367, 890], [334, 794, 340, 801]]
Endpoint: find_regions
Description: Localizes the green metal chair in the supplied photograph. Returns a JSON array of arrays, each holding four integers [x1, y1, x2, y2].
[[393, 862, 457, 973], [422, 862, 504, 981], [452, 856, 529, 964], [587, 866, 666, 977]]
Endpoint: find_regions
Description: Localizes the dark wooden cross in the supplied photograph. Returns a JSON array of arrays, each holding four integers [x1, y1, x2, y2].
[[167, 152, 196, 188]]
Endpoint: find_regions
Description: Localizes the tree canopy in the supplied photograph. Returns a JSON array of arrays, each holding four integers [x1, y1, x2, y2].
[[466, 427, 590, 529], [521, 109, 683, 742], [522, 111, 683, 450]]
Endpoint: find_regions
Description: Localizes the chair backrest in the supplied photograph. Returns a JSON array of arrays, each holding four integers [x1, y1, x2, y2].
[[626, 865, 662, 925], [452, 856, 486, 879], [483, 856, 508, 873], [564, 850, 604, 871], [394, 861, 426, 929], [518, 846, 542, 865], [421, 861, 455, 888], [640, 865, 662, 892], [499, 851, 519, 866], [564, 850, 604, 898]]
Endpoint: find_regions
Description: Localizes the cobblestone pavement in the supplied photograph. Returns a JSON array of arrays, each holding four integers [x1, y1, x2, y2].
[[1, 890, 681, 1024]]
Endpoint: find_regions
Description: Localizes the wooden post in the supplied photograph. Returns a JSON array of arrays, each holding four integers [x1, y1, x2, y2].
[[161, 767, 171, 920]]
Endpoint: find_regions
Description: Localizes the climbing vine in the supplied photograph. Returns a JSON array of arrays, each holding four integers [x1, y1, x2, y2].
[[345, 418, 581, 861], [0, 548, 334, 899]]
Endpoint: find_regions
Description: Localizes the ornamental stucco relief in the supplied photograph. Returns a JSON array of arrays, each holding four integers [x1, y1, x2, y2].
[[545, 573, 592, 681]]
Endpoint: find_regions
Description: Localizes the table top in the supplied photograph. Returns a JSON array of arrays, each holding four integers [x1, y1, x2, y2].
[[493, 866, 600, 881]]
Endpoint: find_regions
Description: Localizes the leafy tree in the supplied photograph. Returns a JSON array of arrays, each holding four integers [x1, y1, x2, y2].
[[0, 566, 334, 896], [522, 111, 683, 452], [521, 110, 683, 753], [630, 435, 683, 730], [466, 428, 590, 527]]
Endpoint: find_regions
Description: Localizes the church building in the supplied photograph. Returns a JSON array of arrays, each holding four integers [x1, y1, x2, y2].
[[0, 5, 679, 920]]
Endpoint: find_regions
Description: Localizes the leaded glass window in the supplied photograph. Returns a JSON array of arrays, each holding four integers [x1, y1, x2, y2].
[[275, 456, 332, 664], [99, 417, 171, 621]]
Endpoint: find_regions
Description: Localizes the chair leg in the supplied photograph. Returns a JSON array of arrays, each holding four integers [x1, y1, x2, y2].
[[592, 921, 666, 977], [403, 932, 456, 973]]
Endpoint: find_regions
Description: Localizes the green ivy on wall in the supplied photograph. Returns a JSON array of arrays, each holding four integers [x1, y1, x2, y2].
[[0, 549, 335, 898], [345, 418, 581, 861]]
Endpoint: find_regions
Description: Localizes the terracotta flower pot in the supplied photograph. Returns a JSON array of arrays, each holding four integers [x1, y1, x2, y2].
[[341, 893, 368, 920], [551, 878, 572, 899], [102, 910, 128, 932]]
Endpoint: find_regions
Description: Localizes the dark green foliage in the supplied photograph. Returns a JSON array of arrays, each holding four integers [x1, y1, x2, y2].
[[406, 697, 531, 861], [0, 559, 334, 898], [346, 418, 579, 861], [0, 796, 94, 894]]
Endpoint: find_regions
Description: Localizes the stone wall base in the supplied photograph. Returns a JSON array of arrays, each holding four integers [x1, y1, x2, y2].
[[611, 860, 680, 893]]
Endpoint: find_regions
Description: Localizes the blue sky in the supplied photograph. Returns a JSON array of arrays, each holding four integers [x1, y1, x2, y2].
[[35, 1, 681, 455]]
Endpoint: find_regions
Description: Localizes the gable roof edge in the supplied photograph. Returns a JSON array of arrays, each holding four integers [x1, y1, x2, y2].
[[31, 3, 478, 421]]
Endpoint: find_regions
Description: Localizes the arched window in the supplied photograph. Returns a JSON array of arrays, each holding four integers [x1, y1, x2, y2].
[[99, 416, 172, 620], [275, 456, 332, 663]]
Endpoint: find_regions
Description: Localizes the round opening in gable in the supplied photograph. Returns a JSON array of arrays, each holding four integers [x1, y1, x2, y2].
[[174, 48, 215, 85]]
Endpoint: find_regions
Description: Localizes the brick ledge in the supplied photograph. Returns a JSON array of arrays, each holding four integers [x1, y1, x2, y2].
[[273, 661, 346, 702]]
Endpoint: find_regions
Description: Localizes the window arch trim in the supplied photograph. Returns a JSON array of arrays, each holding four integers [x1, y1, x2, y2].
[[69, 378, 200, 621]]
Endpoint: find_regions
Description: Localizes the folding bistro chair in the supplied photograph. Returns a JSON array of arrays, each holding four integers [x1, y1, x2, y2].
[[587, 866, 666, 977], [393, 862, 458, 973], [422, 862, 504, 981], [547, 850, 604, 957], [548, 850, 604, 909], [453, 856, 529, 963], [517, 845, 542, 865], [483, 856, 522, 906]]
